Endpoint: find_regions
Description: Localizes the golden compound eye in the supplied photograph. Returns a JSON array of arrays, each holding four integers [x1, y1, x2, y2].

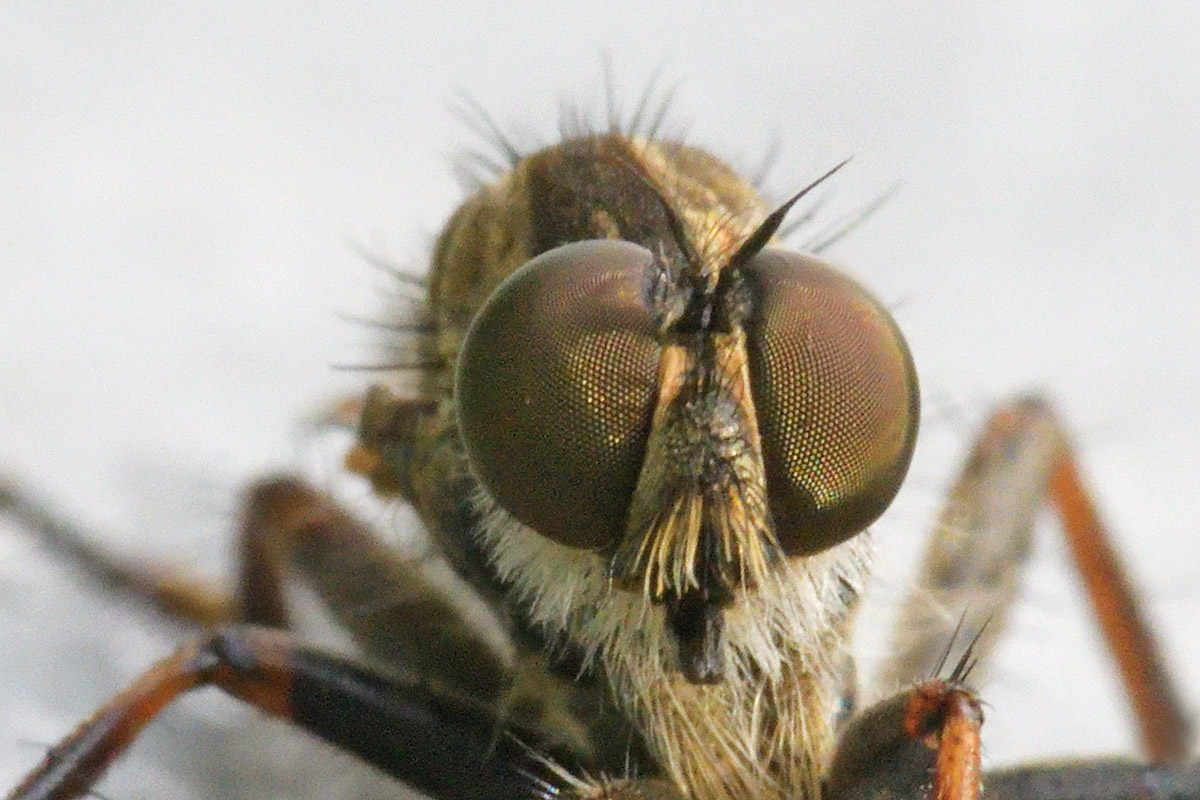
[[740, 247, 919, 555], [455, 240, 661, 549]]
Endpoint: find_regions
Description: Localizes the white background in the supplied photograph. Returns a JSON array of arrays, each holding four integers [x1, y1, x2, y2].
[[2, 4, 1198, 799]]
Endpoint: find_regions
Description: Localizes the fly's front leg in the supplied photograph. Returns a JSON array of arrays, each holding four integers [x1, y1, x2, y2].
[[0, 393, 369, 630], [878, 397, 1181, 739], [876, 394, 1190, 764], [829, 686, 1200, 800], [5, 626, 568, 800], [873, 395, 1059, 692], [0, 472, 515, 705], [4, 391, 624, 769], [827, 676, 984, 800], [234, 476, 515, 704], [827, 394, 1199, 800]]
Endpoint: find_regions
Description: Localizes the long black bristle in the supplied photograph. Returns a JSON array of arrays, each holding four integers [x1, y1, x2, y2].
[[336, 312, 436, 335], [806, 182, 901, 253], [331, 360, 443, 373], [728, 158, 852, 268], [452, 92, 523, 168]]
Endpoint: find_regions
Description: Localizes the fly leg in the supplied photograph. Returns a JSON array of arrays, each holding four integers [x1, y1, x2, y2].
[[825, 395, 1195, 800], [875, 394, 1189, 763], [0, 472, 513, 703], [3, 451, 622, 768], [827, 677, 1200, 800], [4, 625, 567, 800], [827, 675, 984, 800], [232, 476, 514, 703]]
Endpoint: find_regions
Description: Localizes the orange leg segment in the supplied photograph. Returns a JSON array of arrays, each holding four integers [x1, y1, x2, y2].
[[1049, 454, 1191, 764], [827, 678, 983, 800], [902, 682, 983, 800]]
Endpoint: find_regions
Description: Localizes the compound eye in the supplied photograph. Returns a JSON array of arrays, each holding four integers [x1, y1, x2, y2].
[[741, 248, 919, 555], [455, 240, 662, 549]]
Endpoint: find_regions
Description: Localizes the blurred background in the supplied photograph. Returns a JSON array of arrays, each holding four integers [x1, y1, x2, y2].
[[2, 3, 1198, 798]]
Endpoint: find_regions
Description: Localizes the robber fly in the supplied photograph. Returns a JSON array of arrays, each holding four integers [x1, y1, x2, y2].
[[3, 95, 1197, 800]]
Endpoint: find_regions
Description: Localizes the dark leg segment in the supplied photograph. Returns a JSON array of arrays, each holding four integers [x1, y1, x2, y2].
[[6, 626, 565, 800], [237, 478, 514, 703]]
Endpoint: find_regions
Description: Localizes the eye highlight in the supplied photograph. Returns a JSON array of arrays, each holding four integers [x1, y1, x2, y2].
[[740, 247, 919, 555], [455, 239, 662, 549]]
